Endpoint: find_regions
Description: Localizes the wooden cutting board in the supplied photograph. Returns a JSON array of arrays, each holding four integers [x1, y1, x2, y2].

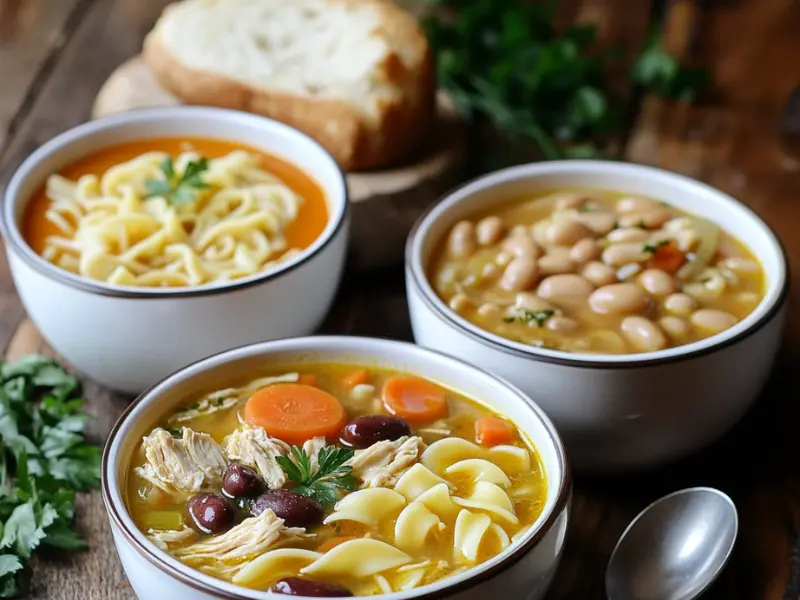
[[92, 56, 467, 270]]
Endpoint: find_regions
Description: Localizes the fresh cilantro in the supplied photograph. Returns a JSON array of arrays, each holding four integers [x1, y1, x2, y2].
[[519, 309, 555, 327], [144, 156, 210, 207], [424, 1, 707, 164], [643, 240, 671, 254], [277, 446, 358, 508], [0, 355, 99, 597]]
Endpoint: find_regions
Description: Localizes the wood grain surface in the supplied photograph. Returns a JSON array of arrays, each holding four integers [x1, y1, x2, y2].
[[1, 0, 799, 598]]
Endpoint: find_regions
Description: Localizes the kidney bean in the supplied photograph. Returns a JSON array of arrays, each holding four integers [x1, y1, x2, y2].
[[188, 493, 235, 534], [340, 415, 411, 449], [272, 578, 353, 597], [250, 490, 324, 528], [222, 463, 263, 499]]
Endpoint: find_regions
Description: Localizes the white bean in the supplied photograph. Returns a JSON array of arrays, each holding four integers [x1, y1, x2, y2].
[[545, 220, 591, 246], [582, 261, 617, 287], [481, 263, 500, 279], [690, 309, 738, 334], [510, 224, 529, 237], [570, 238, 601, 264], [638, 269, 677, 297], [546, 316, 580, 334], [502, 235, 540, 260], [621, 316, 667, 352], [447, 221, 476, 258], [618, 209, 673, 229], [659, 316, 689, 339], [589, 283, 649, 315], [351, 384, 376, 402], [495, 251, 513, 267], [515, 293, 554, 312], [555, 193, 591, 211], [537, 274, 594, 309], [663, 293, 695, 316], [476, 216, 505, 246], [607, 228, 650, 243], [616, 196, 660, 213], [477, 303, 501, 319], [616, 263, 642, 281], [601, 243, 650, 268], [720, 257, 760, 274], [538, 249, 574, 275], [500, 256, 539, 291], [578, 211, 617, 235], [449, 293, 472, 313]]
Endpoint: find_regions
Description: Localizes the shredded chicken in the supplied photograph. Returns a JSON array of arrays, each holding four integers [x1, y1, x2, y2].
[[348, 436, 426, 488], [173, 509, 310, 577], [302, 436, 327, 473], [224, 425, 290, 489], [135, 428, 227, 494], [147, 525, 198, 551]]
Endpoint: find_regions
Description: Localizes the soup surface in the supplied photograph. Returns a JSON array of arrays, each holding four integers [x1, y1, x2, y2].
[[24, 137, 328, 287], [126, 365, 546, 596], [430, 190, 765, 354]]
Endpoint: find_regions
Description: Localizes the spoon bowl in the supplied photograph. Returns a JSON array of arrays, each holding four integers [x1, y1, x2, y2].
[[606, 487, 738, 600]]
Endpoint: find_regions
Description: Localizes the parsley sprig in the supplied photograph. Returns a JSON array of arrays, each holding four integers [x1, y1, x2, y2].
[[0, 356, 100, 597], [276, 446, 358, 508], [643, 240, 671, 254], [504, 309, 555, 327], [423, 0, 708, 163], [144, 156, 210, 206]]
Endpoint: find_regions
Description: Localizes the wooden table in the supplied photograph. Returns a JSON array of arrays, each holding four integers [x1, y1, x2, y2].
[[1, 0, 799, 598]]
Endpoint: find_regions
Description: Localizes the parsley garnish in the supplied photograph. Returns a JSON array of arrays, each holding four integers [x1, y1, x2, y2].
[[0, 355, 100, 597], [519, 309, 555, 327], [144, 156, 210, 206], [502, 317, 516, 323], [577, 204, 593, 213], [276, 446, 358, 508], [643, 240, 670, 254]]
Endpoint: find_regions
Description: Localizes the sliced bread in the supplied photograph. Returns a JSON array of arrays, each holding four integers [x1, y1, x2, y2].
[[143, 0, 435, 171]]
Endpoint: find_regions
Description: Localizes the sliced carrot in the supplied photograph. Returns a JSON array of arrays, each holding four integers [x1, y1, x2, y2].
[[298, 373, 317, 386], [382, 376, 448, 425], [475, 417, 515, 447], [650, 242, 685, 274], [317, 536, 356, 553], [343, 369, 370, 388], [244, 383, 346, 445]]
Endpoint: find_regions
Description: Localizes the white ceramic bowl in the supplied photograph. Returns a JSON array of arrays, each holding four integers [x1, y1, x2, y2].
[[1, 107, 349, 393], [406, 160, 788, 471], [102, 336, 570, 600]]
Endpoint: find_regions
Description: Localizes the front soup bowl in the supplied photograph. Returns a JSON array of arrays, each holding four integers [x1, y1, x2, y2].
[[1, 106, 349, 394], [406, 160, 788, 471], [102, 336, 570, 600]]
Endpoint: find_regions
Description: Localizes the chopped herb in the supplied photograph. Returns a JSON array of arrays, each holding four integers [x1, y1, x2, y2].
[[0, 355, 100, 597], [519, 309, 555, 327], [277, 446, 358, 508], [577, 204, 593, 213], [502, 317, 516, 323], [643, 240, 671, 254], [164, 427, 183, 439], [611, 221, 620, 231], [144, 156, 210, 206], [700, 277, 711, 284], [636, 220, 648, 230]]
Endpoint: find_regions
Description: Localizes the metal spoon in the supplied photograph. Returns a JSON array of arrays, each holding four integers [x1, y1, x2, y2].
[[606, 487, 738, 600]]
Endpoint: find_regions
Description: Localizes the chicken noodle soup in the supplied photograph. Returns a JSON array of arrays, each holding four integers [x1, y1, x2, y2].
[[23, 137, 328, 287], [126, 365, 546, 596], [430, 190, 765, 354]]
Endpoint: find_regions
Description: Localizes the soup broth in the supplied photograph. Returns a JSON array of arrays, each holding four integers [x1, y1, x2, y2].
[[24, 137, 329, 287], [430, 189, 765, 354], [126, 364, 546, 596]]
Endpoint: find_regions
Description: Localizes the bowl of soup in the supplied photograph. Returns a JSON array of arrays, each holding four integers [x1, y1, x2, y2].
[[1, 106, 348, 393], [102, 336, 570, 600], [406, 160, 787, 471]]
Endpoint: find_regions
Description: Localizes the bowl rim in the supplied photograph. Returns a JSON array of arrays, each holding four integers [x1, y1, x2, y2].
[[0, 106, 349, 299], [406, 159, 790, 369], [101, 335, 572, 600]]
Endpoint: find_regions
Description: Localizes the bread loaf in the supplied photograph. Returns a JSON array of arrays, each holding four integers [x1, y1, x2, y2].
[[143, 0, 435, 171]]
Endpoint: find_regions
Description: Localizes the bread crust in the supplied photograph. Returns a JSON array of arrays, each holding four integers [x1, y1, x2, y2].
[[143, 0, 435, 171]]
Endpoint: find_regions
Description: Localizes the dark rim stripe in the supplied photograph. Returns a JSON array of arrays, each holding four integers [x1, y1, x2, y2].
[[404, 161, 791, 369], [0, 106, 349, 299], [101, 336, 572, 600]]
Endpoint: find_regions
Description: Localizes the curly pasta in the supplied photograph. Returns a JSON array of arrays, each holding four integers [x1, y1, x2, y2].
[[41, 150, 303, 287]]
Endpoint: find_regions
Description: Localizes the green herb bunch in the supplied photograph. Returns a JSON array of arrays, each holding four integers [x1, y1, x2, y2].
[[277, 446, 358, 508], [0, 356, 100, 597], [423, 0, 708, 163]]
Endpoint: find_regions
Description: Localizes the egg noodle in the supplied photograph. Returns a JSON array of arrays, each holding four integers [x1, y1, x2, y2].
[[40, 150, 304, 287]]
